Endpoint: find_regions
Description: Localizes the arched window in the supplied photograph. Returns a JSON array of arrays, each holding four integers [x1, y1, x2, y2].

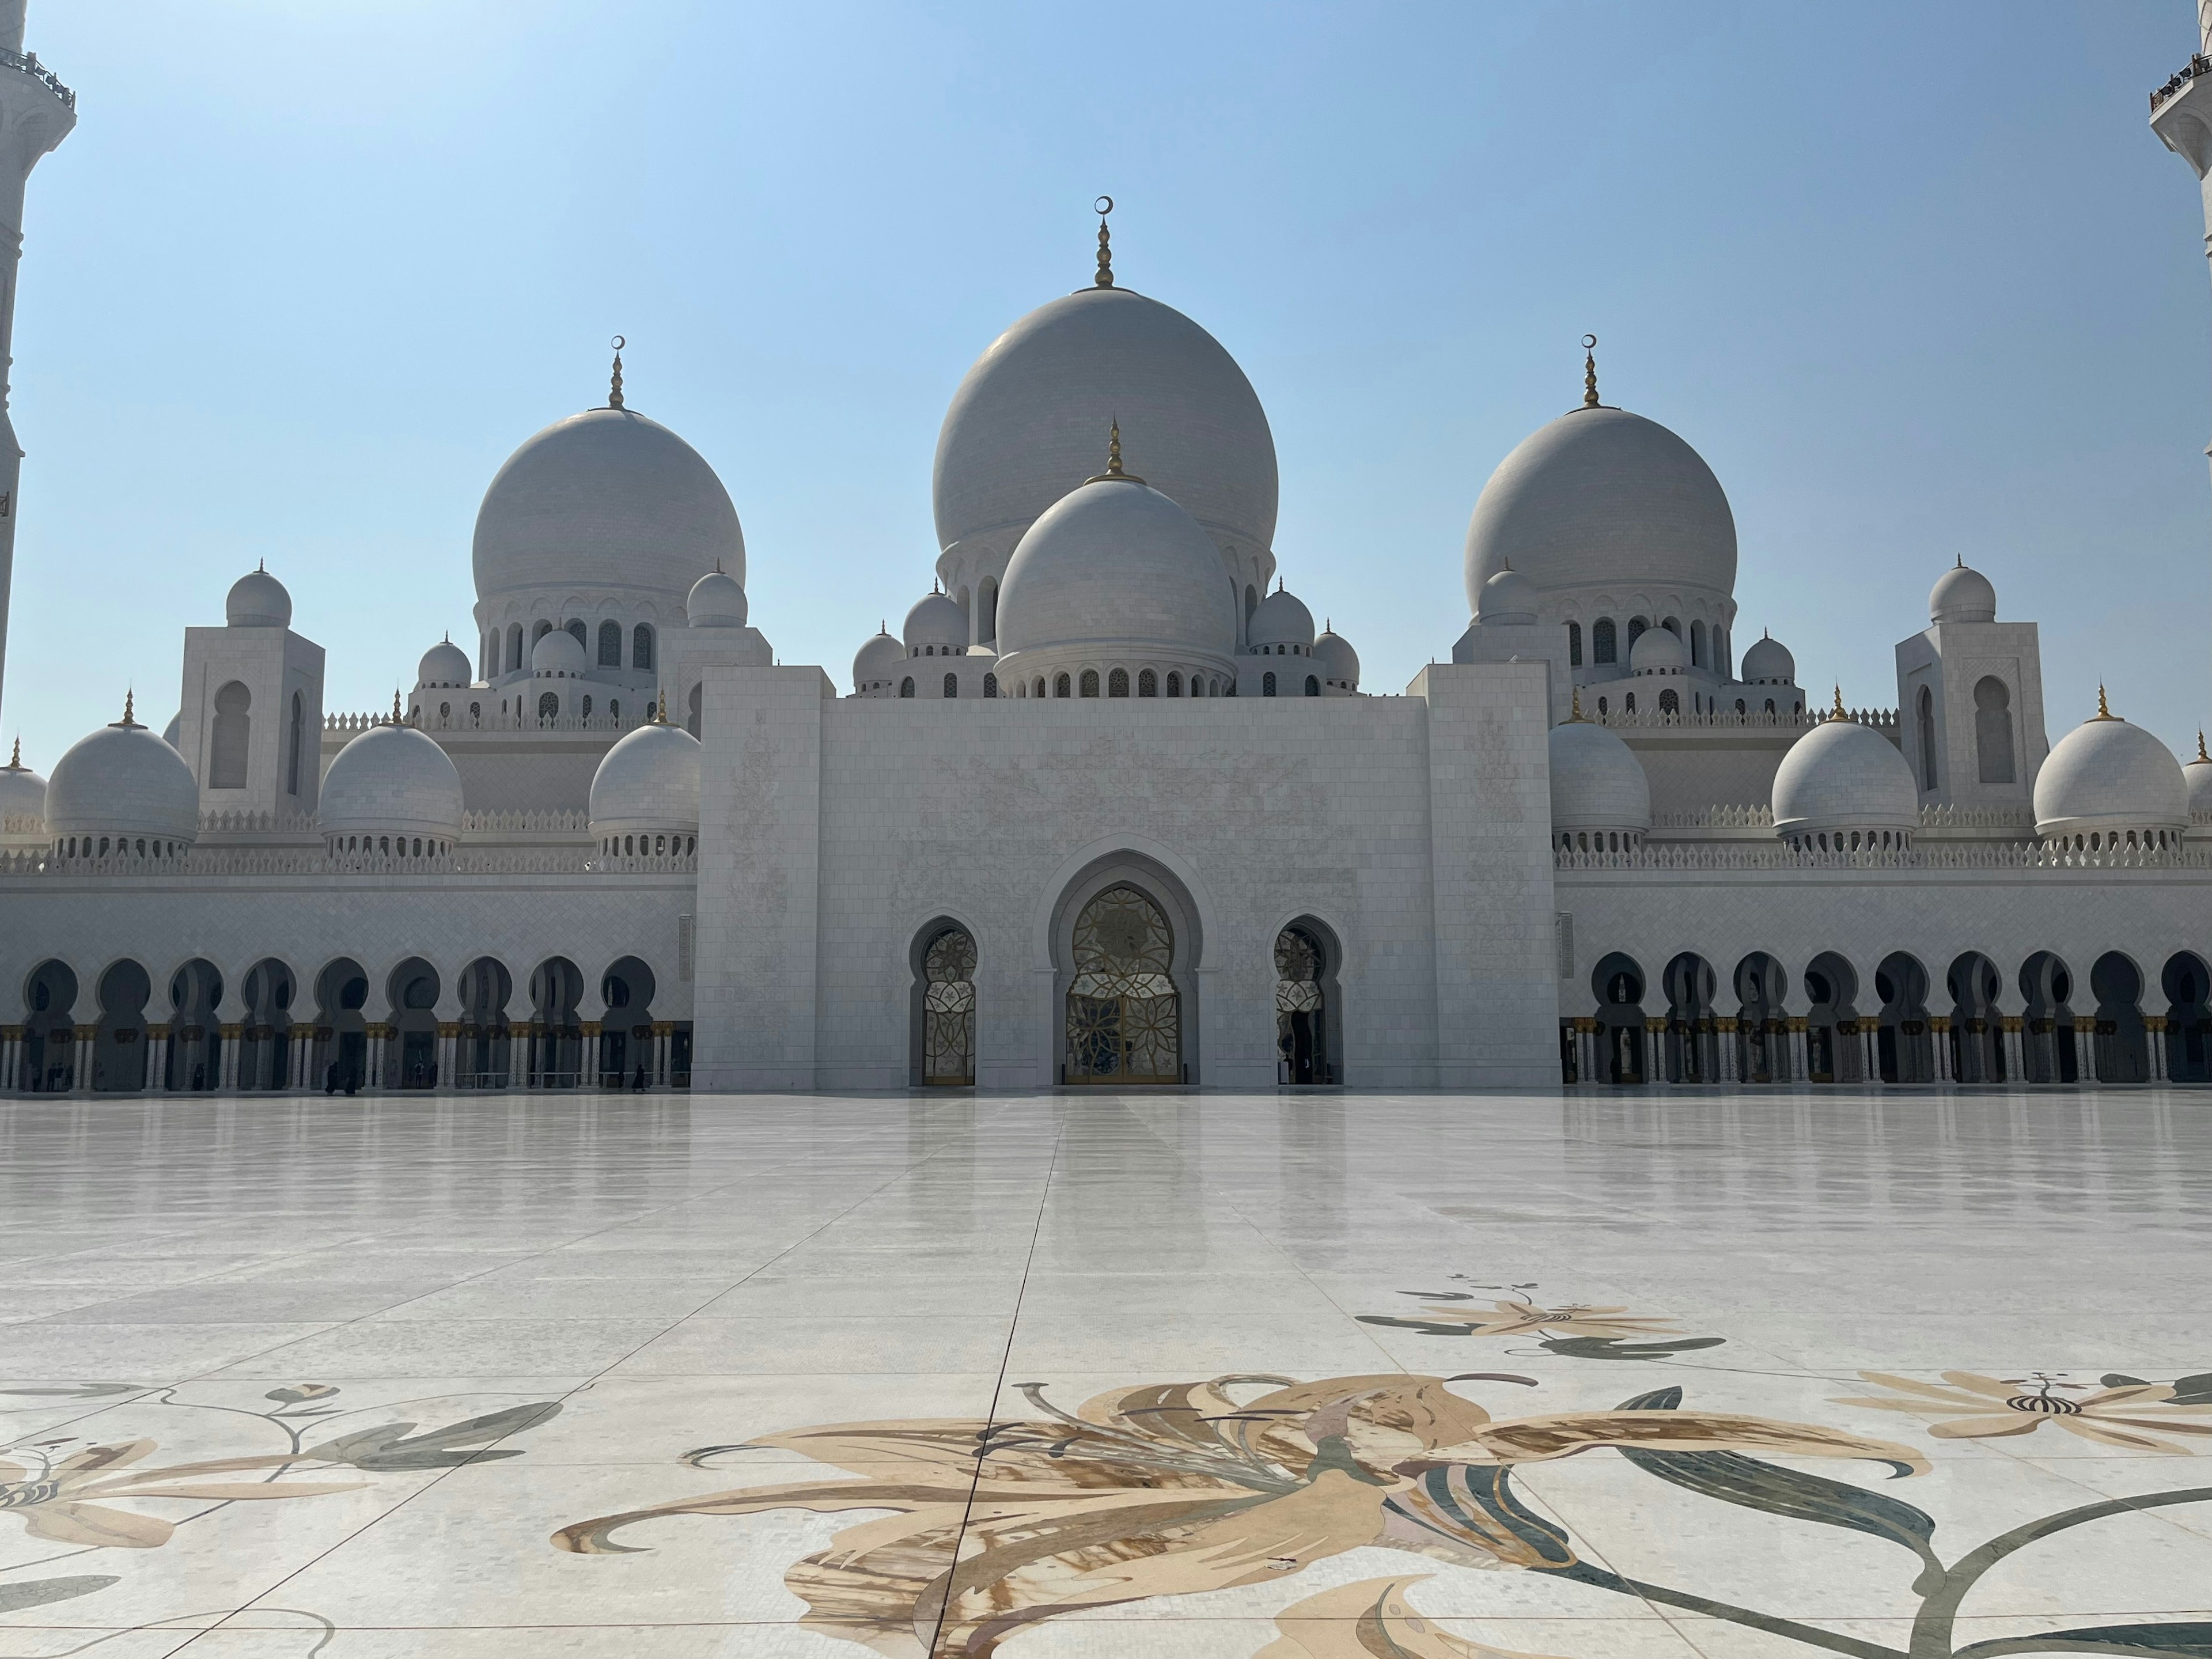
[[978, 578, 998, 645], [633, 624, 655, 671], [919, 926, 977, 1085], [1033, 677, 1046, 699], [507, 623, 524, 671], [1066, 885, 1180, 1084], [580, 695, 593, 718], [597, 620, 622, 666], [983, 673, 998, 698], [286, 691, 304, 796], [1661, 615, 1680, 636], [1567, 621, 1583, 666], [1690, 620, 1706, 668], [538, 691, 559, 721], [1263, 671, 1277, 696], [1974, 676, 2014, 783], [209, 681, 251, 789], [533, 619, 553, 645], [687, 683, 702, 737], [1597, 696, 1608, 718], [1917, 685, 1938, 791], [1138, 669, 1158, 697], [1276, 925, 1331, 1084], [1165, 671, 1181, 698], [608, 698, 619, 720], [1764, 698, 1775, 714], [1593, 618, 1617, 664], [1108, 668, 1130, 698], [1627, 617, 1648, 649], [1624, 691, 1637, 714], [900, 676, 916, 699], [565, 619, 587, 650], [1080, 669, 1100, 698], [1658, 688, 1679, 716], [1055, 673, 1070, 698], [1305, 675, 1320, 696], [469, 701, 482, 726], [944, 672, 958, 698]]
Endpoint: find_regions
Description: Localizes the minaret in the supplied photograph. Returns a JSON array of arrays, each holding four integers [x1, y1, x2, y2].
[[2152, 5, 2212, 512], [0, 2, 72, 723]]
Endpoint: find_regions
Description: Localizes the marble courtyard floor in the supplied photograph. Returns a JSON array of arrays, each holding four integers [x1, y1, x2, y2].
[[0, 1091, 2208, 1658]]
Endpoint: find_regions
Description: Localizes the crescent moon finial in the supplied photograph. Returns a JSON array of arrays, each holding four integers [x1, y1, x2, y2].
[[607, 336, 627, 410], [1581, 335, 1601, 409], [1093, 198, 1115, 288]]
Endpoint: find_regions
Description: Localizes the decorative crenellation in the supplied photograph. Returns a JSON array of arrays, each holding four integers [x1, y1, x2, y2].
[[0, 47, 72, 111], [1586, 703, 1897, 734], [0, 846, 698, 879], [198, 809, 320, 836], [462, 808, 590, 834], [1556, 840, 2212, 873], [327, 707, 642, 736], [1652, 805, 1774, 829]]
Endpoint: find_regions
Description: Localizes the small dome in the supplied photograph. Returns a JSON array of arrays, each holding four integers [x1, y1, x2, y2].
[[1247, 585, 1315, 650], [1771, 716, 1920, 840], [1465, 406, 1736, 608], [1740, 632, 1795, 684], [2034, 706, 2188, 842], [997, 477, 1237, 661], [1550, 719, 1651, 832], [160, 712, 181, 749], [225, 566, 292, 629], [1314, 627, 1359, 688], [687, 567, 747, 628], [532, 627, 588, 677], [46, 710, 202, 847], [0, 741, 48, 836], [904, 590, 968, 651], [2189, 738, 2212, 819], [1474, 566, 1539, 626], [1629, 625, 1688, 673], [1931, 562, 1997, 625], [589, 717, 701, 843], [416, 639, 473, 688], [319, 722, 464, 843], [854, 627, 902, 692], [474, 407, 744, 610]]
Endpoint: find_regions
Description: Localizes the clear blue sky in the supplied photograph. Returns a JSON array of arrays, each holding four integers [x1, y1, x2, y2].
[[5, 1, 2209, 767]]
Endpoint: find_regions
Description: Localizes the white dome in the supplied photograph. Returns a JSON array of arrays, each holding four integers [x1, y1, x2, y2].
[[1629, 625, 1688, 672], [1247, 586, 1315, 649], [1465, 406, 1736, 608], [996, 476, 1238, 660], [0, 742, 48, 835], [1771, 717, 1920, 839], [2190, 742, 2212, 819], [687, 568, 747, 628], [2033, 710, 2188, 842], [226, 566, 292, 629], [934, 286, 1277, 566], [1931, 562, 1997, 624], [472, 407, 744, 611], [161, 711, 181, 748], [46, 712, 202, 848], [1740, 632, 1795, 684], [589, 718, 700, 843], [532, 627, 588, 676], [904, 590, 968, 650], [1550, 719, 1651, 832], [319, 722, 464, 843], [854, 628, 902, 692], [1314, 627, 1359, 688], [416, 639, 473, 688], [1474, 566, 1539, 626]]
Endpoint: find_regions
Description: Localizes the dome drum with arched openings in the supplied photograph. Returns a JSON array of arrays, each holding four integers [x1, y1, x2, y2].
[[44, 700, 202, 855], [1770, 711, 1921, 851], [1550, 715, 1652, 851], [2033, 696, 2188, 848], [589, 715, 701, 853], [317, 720, 465, 851]]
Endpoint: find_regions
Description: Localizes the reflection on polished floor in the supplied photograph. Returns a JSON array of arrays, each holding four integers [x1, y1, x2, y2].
[[0, 1090, 2209, 1657]]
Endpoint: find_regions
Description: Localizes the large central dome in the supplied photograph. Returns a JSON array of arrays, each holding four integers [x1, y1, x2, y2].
[[472, 407, 745, 611], [933, 287, 1278, 571], [1464, 405, 1736, 610]]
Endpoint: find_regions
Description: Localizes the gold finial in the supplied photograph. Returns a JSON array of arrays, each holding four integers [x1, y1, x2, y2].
[[1093, 196, 1114, 289], [112, 688, 139, 729], [607, 335, 626, 410], [1832, 684, 1847, 719], [391, 690, 403, 724], [1086, 419, 1145, 484], [1581, 334, 1600, 409], [1570, 684, 1586, 722], [2095, 683, 2116, 721], [2197, 730, 2209, 764], [6, 736, 19, 768]]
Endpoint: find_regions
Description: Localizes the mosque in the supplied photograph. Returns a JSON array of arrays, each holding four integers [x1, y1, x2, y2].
[[6, 50, 2212, 1099]]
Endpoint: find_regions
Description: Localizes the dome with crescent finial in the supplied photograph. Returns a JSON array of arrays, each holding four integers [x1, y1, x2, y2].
[[2034, 692, 2188, 846], [226, 565, 292, 629], [0, 738, 48, 847], [46, 696, 202, 854]]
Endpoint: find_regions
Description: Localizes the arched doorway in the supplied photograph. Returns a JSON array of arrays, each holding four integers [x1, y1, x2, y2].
[[914, 925, 977, 1086], [1803, 952, 1861, 1084], [2020, 951, 2078, 1084], [599, 956, 658, 1088], [237, 959, 296, 1091], [19, 960, 78, 1092], [1274, 921, 1338, 1086], [387, 958, 441, 1089], [93, 960, 151, 1093], [1875, 952, 1934, 1083], [167, 959, 225, 1092], [1065, 885, 1181, 1085], [457, 957, 513, 1089], [1733, 953, 1789, 1084], [1591, 952, 1647, 1085], [313, 957, 370, 1093], [1946, 952, 2005, 1084], [2162, 952, 2212, 1084], [1661, 953, 1716, 1083], [2090, 953, 2149, 1084], [529, 957, 585, 1087]]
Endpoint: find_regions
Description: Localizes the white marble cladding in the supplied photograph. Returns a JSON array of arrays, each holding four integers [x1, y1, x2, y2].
[[688, 660, 1559, 1093]]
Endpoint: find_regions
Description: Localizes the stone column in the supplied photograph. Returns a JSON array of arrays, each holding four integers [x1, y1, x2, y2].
[[69, 1024, 94, 1094], [219, 1025, 242, 1091], [1787, 1017, 1809, 1084], [2001, 1017, 2024, 1085], [1576, 1019, 1597, 1085], [1717, 1017, 1738, 1082], [1931, 1017, 1952, 1082], [581, 1021, 603, 1090], [436, 1022, 459, 1093], [1, 1025, 18, 1093], [2147, 1016, 2170, 1082], [2076, 1015, 2098, 1084], [366, 1024, 388, 1093], [1645, 1016, 1665, 1086], [653, 1021, 673, 1089]]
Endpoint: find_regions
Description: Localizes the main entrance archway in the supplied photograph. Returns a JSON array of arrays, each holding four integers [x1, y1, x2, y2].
[[1065, 885, 1181, 1085]]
